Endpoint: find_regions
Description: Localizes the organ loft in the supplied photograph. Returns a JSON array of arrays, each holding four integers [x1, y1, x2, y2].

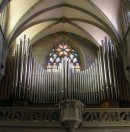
[[0, 0, 130, 132]]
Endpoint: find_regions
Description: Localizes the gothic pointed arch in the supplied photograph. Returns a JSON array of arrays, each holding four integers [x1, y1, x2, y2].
[[47, 42, 80, 71]]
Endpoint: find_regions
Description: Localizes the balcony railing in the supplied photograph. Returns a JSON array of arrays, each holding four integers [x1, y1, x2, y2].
[[0, 107, 130, 128]]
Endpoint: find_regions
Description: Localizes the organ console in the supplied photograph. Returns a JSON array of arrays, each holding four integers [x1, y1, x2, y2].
[[0, 35, 129, 106]]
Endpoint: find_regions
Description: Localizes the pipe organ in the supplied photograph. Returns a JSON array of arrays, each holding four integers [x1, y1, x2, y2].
[[0, 36, 129, 105]]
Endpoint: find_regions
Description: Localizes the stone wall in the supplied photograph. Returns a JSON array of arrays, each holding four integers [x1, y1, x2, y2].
[[32, 32, 98, 70]]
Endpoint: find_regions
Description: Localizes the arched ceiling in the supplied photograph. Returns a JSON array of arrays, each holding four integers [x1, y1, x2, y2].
[[6, 0, 123, 47]]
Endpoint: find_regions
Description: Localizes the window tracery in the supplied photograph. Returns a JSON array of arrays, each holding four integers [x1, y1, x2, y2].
[[47, 43, 80, 71]]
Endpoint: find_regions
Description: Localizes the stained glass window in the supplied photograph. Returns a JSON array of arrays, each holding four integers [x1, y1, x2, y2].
[[47, 43, 80, 71]]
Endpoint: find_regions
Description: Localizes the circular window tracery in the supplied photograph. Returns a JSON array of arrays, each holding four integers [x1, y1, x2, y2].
[[47, 43, 80, 71]]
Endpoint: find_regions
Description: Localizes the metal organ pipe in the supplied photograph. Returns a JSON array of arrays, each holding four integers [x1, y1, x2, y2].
[[99, 45, 107, 100], [26, 39, 31, 99], [93, 62, 97, 103], [95, 59, 101, 103], [39, 66, 41, 103], [110, 43, 119, 99], [81, 71, 84, 101], [106, 41, 113, 100], [12, 49, 17, 98], [91, 64, 94, 103], [52, 70, 54, 102], [38, 64, 41, 103], [82, 71, 85, 102], [85, 70, 88, 103], [102, 40, 110, 100], [22, 38, 29, 99], [49, 70, 51, 102], [87, 68, 90, 103], [50, 70, 52, 102], [0, 36, 121, 105], [18, 38, 24, 99], [41, 68, 44, 103], [14, 44, 20, 99]]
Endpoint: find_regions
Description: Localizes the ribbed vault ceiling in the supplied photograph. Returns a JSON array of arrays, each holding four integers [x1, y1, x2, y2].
[[7, 0, 122, 47]]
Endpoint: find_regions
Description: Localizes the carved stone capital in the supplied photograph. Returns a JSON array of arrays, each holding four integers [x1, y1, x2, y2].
[[60, 100, 83, 132]]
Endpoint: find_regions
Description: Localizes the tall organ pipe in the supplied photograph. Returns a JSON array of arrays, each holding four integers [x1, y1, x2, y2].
[[110, 42, 119, 99], [22, 38, 29, 99], [102, 40, 110, 100], [95, 59, 101, 103], [0, 36, 121, 104]]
